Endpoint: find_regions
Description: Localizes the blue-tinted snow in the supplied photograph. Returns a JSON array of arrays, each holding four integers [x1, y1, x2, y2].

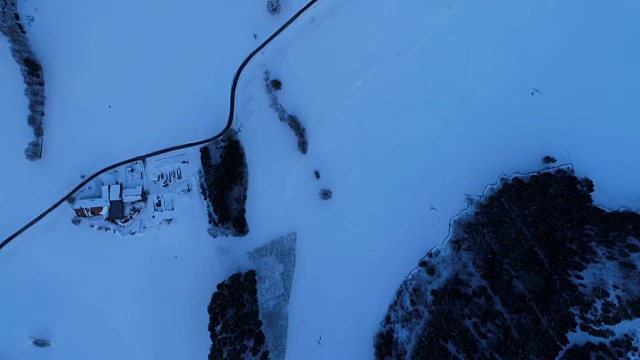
[[1, 0, 640, 359]]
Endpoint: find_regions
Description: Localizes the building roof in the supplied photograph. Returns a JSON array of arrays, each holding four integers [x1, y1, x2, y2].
[[75, 198, 109, 210], [109, 184, 121, 201], [101, 185, 109, 201], [108, 200, 125, 221], [122, 186, 143, 203]]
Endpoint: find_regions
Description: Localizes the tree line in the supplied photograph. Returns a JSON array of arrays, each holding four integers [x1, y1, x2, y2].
[[0, 0, 45, 161], [207, 270, 270, 359], [264, 70, 308, 154], [199, 131, 249, 237]]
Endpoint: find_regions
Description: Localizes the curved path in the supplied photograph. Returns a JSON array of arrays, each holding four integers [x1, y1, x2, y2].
[[0, 0, 318, 251]]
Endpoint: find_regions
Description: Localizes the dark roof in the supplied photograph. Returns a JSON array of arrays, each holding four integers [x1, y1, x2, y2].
[[108, 200, 125, 221]]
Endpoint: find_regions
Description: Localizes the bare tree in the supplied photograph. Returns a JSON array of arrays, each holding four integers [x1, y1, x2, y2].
[[267, 0, 281, 15]]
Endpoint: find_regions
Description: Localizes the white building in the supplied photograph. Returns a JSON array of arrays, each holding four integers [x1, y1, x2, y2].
[[123, 186, 143, 203]]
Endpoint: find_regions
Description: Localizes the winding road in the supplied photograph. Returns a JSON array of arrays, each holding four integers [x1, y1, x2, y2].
[[0, 0, 319, 251]]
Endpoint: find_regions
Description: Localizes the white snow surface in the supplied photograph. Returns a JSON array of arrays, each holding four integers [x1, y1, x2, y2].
[[235, 0, 640, 358], [0, 192, 224, 359], [1, 0, 640, 359]]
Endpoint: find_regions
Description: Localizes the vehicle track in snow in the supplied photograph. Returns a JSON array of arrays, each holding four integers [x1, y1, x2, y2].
[[0, 0, 319, 251]]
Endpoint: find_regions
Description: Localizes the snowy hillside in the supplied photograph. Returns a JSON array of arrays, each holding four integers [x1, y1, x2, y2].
[[1, 0, 639, 359]]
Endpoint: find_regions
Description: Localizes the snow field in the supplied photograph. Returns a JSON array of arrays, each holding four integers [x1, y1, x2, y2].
[[0, 188, 223, 359], [235, 0, 640, 359], [1, 0, 639, 359]]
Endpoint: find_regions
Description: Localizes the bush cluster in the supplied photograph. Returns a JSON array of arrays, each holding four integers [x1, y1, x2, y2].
[[207, 270, 270, 360], [0, 0, 45, 161], [199, 131, 249, 237]]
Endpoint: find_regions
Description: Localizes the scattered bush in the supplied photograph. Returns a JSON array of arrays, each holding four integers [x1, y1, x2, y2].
[[71, 217, 81, 226], [543, 155, 557, 164], [207, 270, 270, 359], [287, 114, 308, 154], [30, 337, 50, 348], [319, 188, 332, 201], [314, 170, 320, 179], [24, 140, 41, 161], [264, 71, 309, 155], [267, 0, 281, 15]]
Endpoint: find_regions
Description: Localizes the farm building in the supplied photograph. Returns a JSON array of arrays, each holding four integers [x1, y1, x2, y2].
[[123, 186, 143, 202], [73, 185, 110, 218], [74, 184, 143, 220]]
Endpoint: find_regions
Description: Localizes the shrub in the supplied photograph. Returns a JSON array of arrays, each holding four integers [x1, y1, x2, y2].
[[542, 155, 557, 164], [270, 79, 282, 91], [31, 337, 50, 348], [267, 0, 281, 15], [314, 170, 320, 179], [319, 188, 332, 201]]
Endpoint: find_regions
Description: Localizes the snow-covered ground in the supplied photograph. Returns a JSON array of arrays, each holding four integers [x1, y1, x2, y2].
[[0, 188, 222, 359], [0, 0, 302, 239], [1, 0, 640, 359], [234, 0, 640, 358]]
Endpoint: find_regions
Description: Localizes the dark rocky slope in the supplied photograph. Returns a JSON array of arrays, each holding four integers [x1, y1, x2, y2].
[[375, 168, 640, 359]]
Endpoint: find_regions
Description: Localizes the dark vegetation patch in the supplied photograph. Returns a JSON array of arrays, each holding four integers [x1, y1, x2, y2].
[[264, 70, 308, 154], [267, 0, 281, 15], [270, 79, 282, 91], [207, 270, 269, 360], [314, 170, 320, 179], [375, 168, 640, 359], [319, 188, 332, 201], [199, 130, 249, 237], [543, 155, 558, 164], [0, 0, 45, 161]]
